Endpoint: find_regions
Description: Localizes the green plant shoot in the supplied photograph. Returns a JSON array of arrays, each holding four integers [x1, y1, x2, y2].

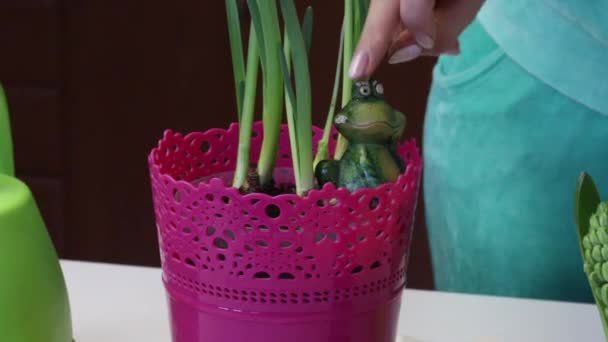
[[335, 0, 368, 159], [283, 6, 314, 190], [302, 7, 314, 56], [228, 0, 371, 194], [342, 0, 354, 109], [227, 0, 258, 188], [354, 0, 369, 44], [232, 28, 260, 189], [280, 0, 314, 195], [313, 24, 344, 169], [225, 0, 246, 120], [253, 0, 285, 187]]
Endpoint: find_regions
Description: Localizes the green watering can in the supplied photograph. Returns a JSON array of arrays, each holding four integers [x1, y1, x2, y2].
[[0, 84, 74, 342]]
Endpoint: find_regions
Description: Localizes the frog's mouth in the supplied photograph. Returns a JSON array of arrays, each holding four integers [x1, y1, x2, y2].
[[348, 120, 398, 130]]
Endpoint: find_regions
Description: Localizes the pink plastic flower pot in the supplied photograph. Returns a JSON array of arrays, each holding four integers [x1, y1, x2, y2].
[[149, 122, 422, 342]]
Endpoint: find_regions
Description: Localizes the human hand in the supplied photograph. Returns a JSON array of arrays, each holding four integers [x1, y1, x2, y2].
[[349, 0, 485, 80]]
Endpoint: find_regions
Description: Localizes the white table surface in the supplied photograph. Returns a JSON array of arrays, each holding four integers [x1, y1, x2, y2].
[[61, 260, 605, 342]]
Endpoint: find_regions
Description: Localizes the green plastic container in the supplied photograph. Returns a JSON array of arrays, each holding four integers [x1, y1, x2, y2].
[[0, 84, 73, 342], [0, 84, 14, 176]]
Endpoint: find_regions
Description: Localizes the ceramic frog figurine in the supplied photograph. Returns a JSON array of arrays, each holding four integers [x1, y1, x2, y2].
[[315, 79, 407, 192]]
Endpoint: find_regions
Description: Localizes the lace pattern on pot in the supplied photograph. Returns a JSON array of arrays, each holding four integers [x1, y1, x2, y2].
[[149, 122, 422, 312]]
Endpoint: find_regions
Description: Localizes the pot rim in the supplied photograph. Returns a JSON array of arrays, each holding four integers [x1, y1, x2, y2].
[[148, 122, 422, 202]]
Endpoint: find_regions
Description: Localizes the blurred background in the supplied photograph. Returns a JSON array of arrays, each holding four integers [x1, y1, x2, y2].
[[3, 1, 436, 289]]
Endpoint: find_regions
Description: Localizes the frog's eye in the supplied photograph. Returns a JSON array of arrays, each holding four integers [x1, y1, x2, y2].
[[335, 114, 348, 124], [375, 83, 384, 95], [359, 84, 371, 96]]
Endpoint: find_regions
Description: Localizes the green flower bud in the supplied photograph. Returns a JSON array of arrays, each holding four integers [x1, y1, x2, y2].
[[591, 230, 600, 245], [601, 284, 608, 306], [601, 246, 608, 260], [584, 235, 593, 249], [585, 263, 593, 275], [591, 215, 601, 230], [589, 272, 601, 290], [594, 265, 604, 283], [600, 214, 608, 228], [602, 262, 608, 282], [586, 250, 595, 264], [598, 228, 608, 244], [593, 245, 604, 262]]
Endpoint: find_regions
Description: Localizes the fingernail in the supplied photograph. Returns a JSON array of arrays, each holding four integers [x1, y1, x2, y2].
[[415, 33, 434, 49], [349, 50, 369, 79], [389, 45, 422, 64]]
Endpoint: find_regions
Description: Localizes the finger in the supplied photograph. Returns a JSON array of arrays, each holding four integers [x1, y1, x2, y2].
[[388, 28, 415, 56], [349, 0, 401, 80], [388, 0, 482, 62], [387, 31, 458, 63], [426, 0, 483, 54], [388, 29, 459, 60], [400, 0, 436, 49], [387, 30, 422, 64]]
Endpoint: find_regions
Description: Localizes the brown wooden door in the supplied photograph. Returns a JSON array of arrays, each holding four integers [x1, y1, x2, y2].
[[3, 0, 435, 289]]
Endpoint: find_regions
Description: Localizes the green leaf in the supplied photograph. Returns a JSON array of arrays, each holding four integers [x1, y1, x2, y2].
[[359, 0, 369, 13], [247, 0, 266, 72], [576, 172, 601, 251], [335, 0, 357, 160], [342, 0, 354, 108], [279, 47, 297, 126], [237, 80, 245, 121], [355, 0, 368, 43], [280, 0, 314, 194], [282, 27, 293, 117], [302, 6, 314, 57], [255, 0, 285, 186], [279, 46, 301, 184], [327, 24, 344, 128], [353, 0, 361, 44], [281, 32, 302, 192], [357, 0, 369, 23], [314, 23, 344, 168], [232, 27, 260, 189], [225, 0, 246, 118]]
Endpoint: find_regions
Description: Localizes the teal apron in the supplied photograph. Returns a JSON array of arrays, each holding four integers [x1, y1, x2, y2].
[[424, 16, 608, 302]]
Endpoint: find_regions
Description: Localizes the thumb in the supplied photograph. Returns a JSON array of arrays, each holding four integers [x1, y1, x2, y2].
[[349, 0, 401, 80]]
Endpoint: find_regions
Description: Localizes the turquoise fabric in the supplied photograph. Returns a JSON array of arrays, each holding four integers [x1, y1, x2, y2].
[[478, 0, 608, 116], [424, 18, 608, 302]]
